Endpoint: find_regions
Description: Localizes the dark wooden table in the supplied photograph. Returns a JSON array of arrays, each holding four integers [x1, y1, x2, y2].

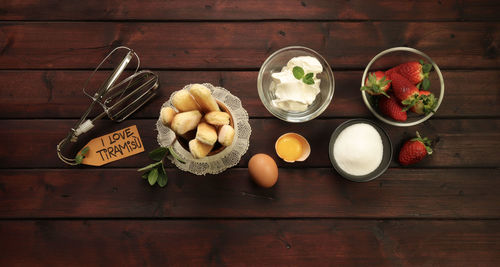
[[1, 1, 499, 265]]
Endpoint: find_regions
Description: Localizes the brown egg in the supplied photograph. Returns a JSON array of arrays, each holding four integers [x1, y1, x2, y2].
[[248, 153, 278, 188]]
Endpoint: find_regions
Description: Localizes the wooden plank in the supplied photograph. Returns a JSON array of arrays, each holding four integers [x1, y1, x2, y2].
[[0, 119, 498, 169], [0, 220, 498, 266], [1, 0, 499, 21], [0, 22, 497, 69], [0, 168, 499, 218], [0, 70, 498, 119]]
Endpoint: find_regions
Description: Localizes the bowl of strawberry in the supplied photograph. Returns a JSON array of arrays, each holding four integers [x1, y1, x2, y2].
[[361, 47, 444, 127]]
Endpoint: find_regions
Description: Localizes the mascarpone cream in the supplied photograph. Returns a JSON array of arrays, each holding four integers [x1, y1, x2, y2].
[[270, 56, 323, 112]]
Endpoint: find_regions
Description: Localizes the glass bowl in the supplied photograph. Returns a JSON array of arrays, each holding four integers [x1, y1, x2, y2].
[[257, 46, 334, 122], [361, 47, 445, 127]]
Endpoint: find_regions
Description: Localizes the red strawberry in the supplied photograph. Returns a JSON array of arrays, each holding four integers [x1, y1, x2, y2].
[[404, 90, 437, 115], [378, 94, 407, 121], [391, 60, 432, 90], [391, 72, 420, 105], [385, 67, 398, 79], [361, 71, 391, 97], [398, 132, 433, 166]]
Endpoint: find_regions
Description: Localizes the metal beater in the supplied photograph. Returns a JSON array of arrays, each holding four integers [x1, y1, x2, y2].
[[57, 46, 159, 165]]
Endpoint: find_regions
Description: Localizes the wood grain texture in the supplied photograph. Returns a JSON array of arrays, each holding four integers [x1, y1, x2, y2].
[[0, 22, 497, 69], [1, 1, 498, 265], [0, 220, 499, 266], [0, 168, 499, 218], [0, 70, 498, 119], [0, 119, 498, 169], [1, 0, 499, 21]]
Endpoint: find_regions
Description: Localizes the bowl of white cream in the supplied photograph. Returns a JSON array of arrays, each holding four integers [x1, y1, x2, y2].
[[328, 119, 392, 182], [258, 46, 334, 122]]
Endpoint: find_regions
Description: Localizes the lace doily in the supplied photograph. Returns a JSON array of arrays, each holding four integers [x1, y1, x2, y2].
[[156, 83, 251, 175]]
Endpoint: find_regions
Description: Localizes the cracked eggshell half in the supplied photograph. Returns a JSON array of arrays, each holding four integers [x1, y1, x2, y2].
[[275, 132, 311, 163]]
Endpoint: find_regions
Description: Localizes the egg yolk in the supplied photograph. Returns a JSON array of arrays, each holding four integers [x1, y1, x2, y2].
[[276, 135, 303, 162]]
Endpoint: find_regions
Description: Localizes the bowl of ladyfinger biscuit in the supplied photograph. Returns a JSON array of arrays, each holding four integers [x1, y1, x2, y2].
[[157, 83, 251, 175]]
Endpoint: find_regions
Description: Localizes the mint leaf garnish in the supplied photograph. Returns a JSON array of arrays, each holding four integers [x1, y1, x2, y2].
[[75, 146, 89, 165], [302, 73, 315, 85], [137, 161, 162, 172], [149, 147, 167, 161], [292, 66, 304, 79], [157, 165, 168, 187], [148, 168, 158, 186], [167, 146, 186, 164], [138, 146, 183, 188]]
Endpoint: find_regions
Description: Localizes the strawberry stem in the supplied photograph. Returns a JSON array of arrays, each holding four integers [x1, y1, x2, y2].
[[412, 131, 433, 155]]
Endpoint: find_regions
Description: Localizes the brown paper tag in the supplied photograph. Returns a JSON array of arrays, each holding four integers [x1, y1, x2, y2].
[[77, 125, 144, 166]]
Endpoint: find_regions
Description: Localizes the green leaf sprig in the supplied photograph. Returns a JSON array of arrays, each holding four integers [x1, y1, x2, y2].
[[138, 146, 185, 187], [75, 146, 89, 165], [292, 66, 315, 85]]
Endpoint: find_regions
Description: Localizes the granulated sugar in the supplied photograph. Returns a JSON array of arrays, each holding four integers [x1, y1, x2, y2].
[[333, 123, 383, 176]]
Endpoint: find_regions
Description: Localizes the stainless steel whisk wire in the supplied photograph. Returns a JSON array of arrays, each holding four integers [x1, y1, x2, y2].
[[57, 46, 158, 165]]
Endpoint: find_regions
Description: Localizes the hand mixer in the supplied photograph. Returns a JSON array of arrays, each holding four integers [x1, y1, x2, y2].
[[57, 46, 159, 165]]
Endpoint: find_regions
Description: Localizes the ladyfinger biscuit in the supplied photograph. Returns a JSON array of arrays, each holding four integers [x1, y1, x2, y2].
[[204, 111, 230, 126], [189, 139, 213, 159], [196, 122, 217, 146], [172, 89, 200, 112], [170, 110, 202, 135], [160, 106, 177, 126], [218, 125, 235, 147], [189, 84, 220, 113]]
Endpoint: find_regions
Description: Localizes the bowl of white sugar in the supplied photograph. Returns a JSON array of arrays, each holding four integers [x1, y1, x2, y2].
[[328, 119, 392, 182]]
